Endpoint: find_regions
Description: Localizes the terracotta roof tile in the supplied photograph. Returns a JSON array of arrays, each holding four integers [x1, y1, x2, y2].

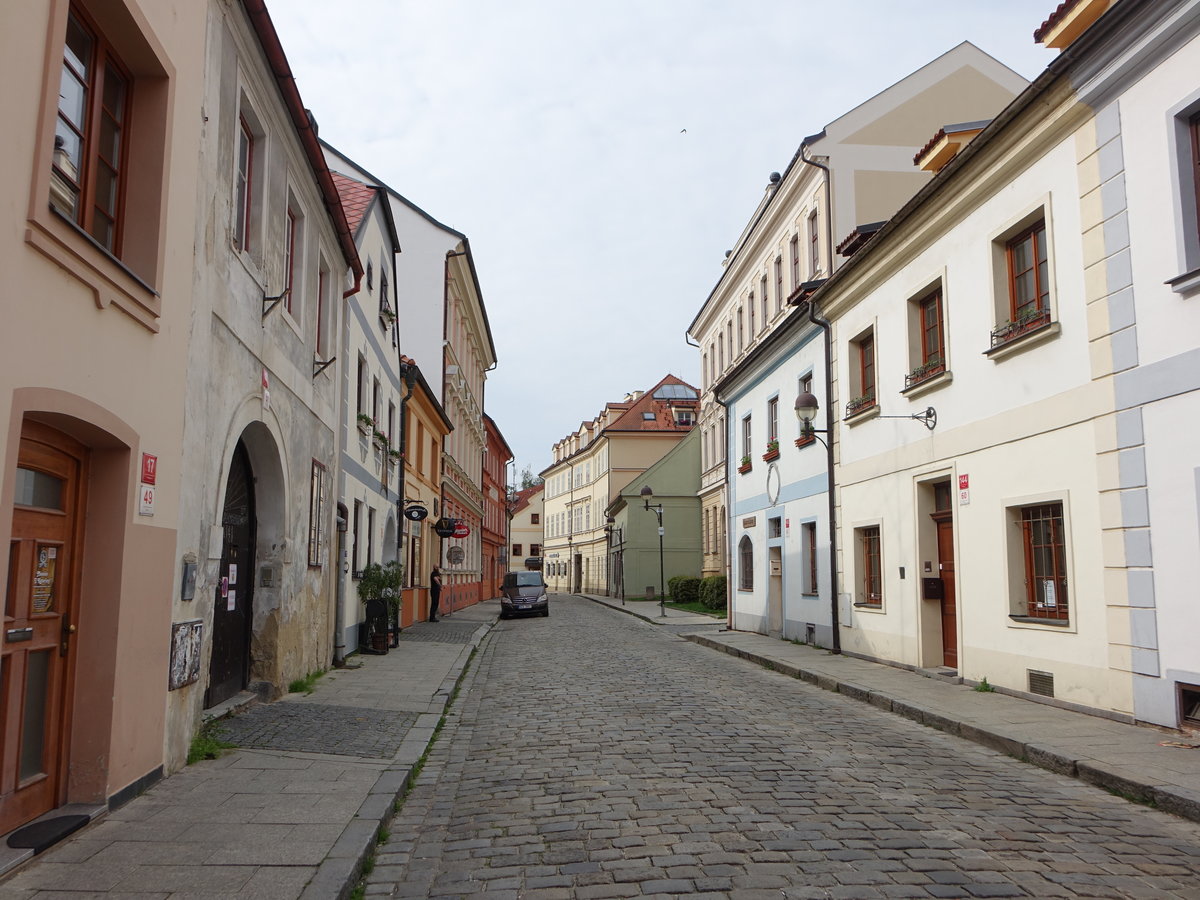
[[1034, 0, 1080, 42], [331, 171, 377, 236]]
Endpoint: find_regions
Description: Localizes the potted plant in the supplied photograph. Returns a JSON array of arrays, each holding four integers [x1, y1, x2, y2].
[[357, 560, 405, 652], [356, 413, 375, 435], [763, 439, 780, 461], [738, 454, 752, 473], [387, 448, 402, 467], [372, 429, 388, 450], [845, 393, 876, 417], [905, 358, 946, 389]]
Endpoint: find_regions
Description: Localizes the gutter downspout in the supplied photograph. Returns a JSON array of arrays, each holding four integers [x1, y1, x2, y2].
[[396, 362, 416, 632], [799, 143, 840, 654], [334, 502, 348, 666], [806, 297, 840, 654], [712, 391, 733, 631]]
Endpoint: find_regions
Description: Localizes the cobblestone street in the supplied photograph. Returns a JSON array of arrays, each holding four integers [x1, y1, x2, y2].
[[365, 596, 1200, 899]]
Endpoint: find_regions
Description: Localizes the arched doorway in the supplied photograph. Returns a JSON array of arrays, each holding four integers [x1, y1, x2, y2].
[[1, 422, 87, 833], [206, 440, 255, 708]]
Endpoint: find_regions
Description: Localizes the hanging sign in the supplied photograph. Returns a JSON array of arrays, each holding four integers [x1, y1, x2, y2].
[[404, 504, 429, 521], [447, 546, 465, 565], [453, 521, 471, 539], [433, 517, 457, 538]]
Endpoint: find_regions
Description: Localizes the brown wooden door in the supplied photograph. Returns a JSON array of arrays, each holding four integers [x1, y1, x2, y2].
[[1, 423, 87, 833], [935, 515, 957, 668]]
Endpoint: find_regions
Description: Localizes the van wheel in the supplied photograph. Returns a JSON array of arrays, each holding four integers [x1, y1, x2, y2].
[[542, 608, 550, 617]]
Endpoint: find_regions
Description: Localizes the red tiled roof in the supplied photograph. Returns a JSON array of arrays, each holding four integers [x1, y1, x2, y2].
[[331, 171, 377, 236], [607, 374, 699, 433], [510, 484, 544, 515], [1034, 0, 1080, 42], [913, 127, 949, 167]]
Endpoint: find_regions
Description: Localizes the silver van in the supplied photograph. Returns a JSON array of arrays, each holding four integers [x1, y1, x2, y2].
[[500, 571, 549, 618]]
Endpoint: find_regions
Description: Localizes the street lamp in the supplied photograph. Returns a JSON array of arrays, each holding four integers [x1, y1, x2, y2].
[[794, 391, 840, 652], [639, 485, 666, 617]]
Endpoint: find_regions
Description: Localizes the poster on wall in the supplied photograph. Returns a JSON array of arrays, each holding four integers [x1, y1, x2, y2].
[[169, 620, 203, 690]]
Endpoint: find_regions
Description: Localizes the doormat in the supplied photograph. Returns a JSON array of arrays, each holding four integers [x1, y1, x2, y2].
[[6, 814, 89, 853]]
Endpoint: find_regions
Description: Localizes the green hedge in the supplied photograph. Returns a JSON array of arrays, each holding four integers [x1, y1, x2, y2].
[[698, 575, 727, 610], [667, 576, 701, 605]]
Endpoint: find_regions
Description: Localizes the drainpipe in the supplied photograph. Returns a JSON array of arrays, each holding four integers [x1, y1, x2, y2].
[[799, 143, 841, 654], [798, 144, 835, 278], [396, 361, 416, 632], [713, 393, 733, 630], [806, 298, 841, 654], [334, 502, 348, 666]]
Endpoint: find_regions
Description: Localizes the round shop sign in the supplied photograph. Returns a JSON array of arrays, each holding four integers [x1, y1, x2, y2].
[[452, 522, 471, 539], [403, 504, 428, 521], [447, 546, 465, 565], [433, 517, 457, 538]]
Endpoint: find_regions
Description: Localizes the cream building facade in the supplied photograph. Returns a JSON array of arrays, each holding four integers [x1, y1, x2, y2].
[[688, 44, 1027, 585], [799, 0, 1200, 728], [509, 485, 545, 572], [0, 0, 207, 833], [541, 377, 698, 596]]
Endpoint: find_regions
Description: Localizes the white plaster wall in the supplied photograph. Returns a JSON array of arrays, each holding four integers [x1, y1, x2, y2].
[[338, 197, 404, 648], [725, 324, 831, 643], [835, 138, 1090, 468]]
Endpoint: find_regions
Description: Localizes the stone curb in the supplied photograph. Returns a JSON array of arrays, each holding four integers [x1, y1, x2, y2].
[[684, 632, 1200, 827], [300, 617, 496, 900]]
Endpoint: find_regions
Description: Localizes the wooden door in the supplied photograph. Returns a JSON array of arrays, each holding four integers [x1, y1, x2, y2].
[[206, 442, 255, 708], [934, 514, 957, 668], [1, 423, 87, 833]]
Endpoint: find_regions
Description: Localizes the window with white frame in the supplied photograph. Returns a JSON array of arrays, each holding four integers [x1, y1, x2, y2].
[[989, 207, 1056, 350], [767, 397, 779, 448], [775, 256, 784, 313], [846, 328, 876, 417], [803, 521, 817, 594], [748, 291, 756, 335], [1006, 500, 1071, 623], [741, 414, 752, 464], [905, 283, 946, 390], [738, 535, 753, 591], [856, 525, 882, 607]]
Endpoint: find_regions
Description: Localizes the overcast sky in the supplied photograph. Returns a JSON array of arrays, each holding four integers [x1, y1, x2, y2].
[[268, 1, 1059, 480]]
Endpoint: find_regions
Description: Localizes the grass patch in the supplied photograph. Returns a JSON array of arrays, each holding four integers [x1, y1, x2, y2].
[[287, 667, 328, 695], [187, 719, 235, 765], [664, 601, 726, 617], [973, 677, 995, 693]]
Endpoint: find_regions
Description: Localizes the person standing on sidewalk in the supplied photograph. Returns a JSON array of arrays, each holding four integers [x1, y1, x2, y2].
[[429, 566, 442, 621]]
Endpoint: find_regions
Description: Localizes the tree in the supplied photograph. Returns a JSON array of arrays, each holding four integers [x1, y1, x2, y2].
[[519, 465, 543, 490]]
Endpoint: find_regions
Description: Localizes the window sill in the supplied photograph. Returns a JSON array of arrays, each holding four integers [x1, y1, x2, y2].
[[28, 207, 161, 332], [901, 369, 953, 399], [844, 403, 880, 427], [1008, 614, 1070, 627], [1167, 266, 1200, 297], [985, 320, 1061, 361], [853, 601, 882, 610]]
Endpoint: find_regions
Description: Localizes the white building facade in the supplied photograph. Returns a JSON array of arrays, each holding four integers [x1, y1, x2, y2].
[[688, 44, 1027, 589]]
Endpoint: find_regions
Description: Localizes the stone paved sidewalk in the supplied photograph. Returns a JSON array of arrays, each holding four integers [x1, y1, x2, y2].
[[0, 602, 498, 899]]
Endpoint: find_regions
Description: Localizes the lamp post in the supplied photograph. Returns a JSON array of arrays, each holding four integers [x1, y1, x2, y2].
[[639, 485, 666, 617]]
